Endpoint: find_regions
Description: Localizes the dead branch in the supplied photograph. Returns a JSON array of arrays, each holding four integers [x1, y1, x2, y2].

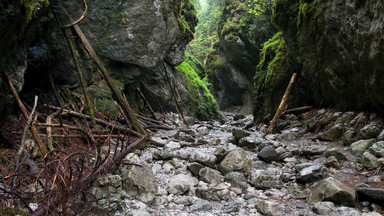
[[61, 25, 96, 126], [163, 62, 189, 127], [284, 106, 312, 115], [46, 109, 62, 151], [267, 73, 297, 134], [32, 134, 149, 216], [1, 71, 47, 155], [137, 87, 158, 120], [44, 104, 142, 137], [59, 0, 88, 28]]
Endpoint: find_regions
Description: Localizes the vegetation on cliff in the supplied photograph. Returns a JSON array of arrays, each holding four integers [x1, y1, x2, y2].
[[175, 52, 221, 120]]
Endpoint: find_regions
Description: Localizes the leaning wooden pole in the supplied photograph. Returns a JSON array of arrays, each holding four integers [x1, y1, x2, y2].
[[1, 71, 48, 155], [62, 28, 96, 126], [267, 73, 297, 134], [71, 24, 146, 135]]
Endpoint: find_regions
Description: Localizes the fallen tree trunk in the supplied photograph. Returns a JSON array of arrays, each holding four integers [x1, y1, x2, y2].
[[267, 73, 297, 134]]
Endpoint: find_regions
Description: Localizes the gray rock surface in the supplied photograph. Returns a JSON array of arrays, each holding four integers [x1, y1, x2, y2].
[[219, 148, 252, 175], [257, 145, 279, 162], [224, 172, 249, 190], [250, 168, 283, 189], [255, 200, 284, 216], [351, 139, 376, 156], [296, 163, 328, 183], [199, 167, 222, 186], [369, 141, 384, 157], [307, 177, 355, 206], [359, 124, 381, 139], [360, 152, 380, 171], [166, 174, 198, 195], [357, 188, 384, 205]]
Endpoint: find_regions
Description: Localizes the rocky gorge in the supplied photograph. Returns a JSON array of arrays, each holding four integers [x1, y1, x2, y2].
[[86, 109, 384, 215], [1, 0, 384, 215]]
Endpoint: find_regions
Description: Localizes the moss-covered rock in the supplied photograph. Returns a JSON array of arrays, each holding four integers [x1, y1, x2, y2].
[[253, 32, 293, 121], [175, 57, 221, 120], [269, 0, 384, 114]]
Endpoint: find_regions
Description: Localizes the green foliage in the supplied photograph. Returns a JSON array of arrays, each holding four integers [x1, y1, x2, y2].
[[22, 0, 50, 23], [175, 58, 221, 120], [2, 207, 30, 216], [247, 0, 274, 16]]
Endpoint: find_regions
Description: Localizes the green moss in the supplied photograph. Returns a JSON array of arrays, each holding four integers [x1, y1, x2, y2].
[[255, 32, 287, 88], [3, 207, 30, 216], [22, 0, 50, 23], [175, 59, 221, 120], [254, 31, 289, 121]]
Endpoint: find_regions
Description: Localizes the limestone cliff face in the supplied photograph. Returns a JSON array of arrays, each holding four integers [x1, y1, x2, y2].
[[57, 0, 187, 68], [288, 0, 384, 110], [0, 0, 202, 118], [254, 0, 384, 121], [295, 0, 384, 111]]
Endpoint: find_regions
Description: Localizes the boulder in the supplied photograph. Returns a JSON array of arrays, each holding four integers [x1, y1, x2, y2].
[[224, 172, 249, 190], [255, 200, 284, 216], [257, 146, 279, 162], [360, 152, 380, 171], [296, 163, 328, 183], [317, 124, 345, 141], [307, 177, 355, 206], [166, 174, 198, 195], [359, 123, 381, 139], [350, 139, 376, 156], [342, 128, 357, 146], [302, 145, 328, 157], [357, 188, 384, 206], [325, 148, 348, 161], [369, 141, 384, 157], [250, 168, 283, 189], [187, 162, 205, 177], [219, 148, 252, 175], [121, 159, 158, 204], [199, 167, 222, 186], [192, 152, 217, 168]]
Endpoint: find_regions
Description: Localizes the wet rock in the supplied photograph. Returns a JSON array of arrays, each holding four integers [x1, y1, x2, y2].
[[343, 128, 357, 146], [357, 188, 384, 206], [166, 174, 198, 195], [199, 167, 222, 186], [250, 167, 283, 189], [187, 162, 205, 176], [192, 152, 217, 168], [359, 123, 381, 139], [302, 145, 328, 157], [189, 199, 212, 212], [224, 172, 249, 190], [238, 136, 265, 148], [360, 152, 380, 170], [257, 145, 279, 162], [325, 147, 348, 161], [351, 139, 376, 156], [318, 124, 345, 141], [255, 200, 284, 216], [296, 163, 328, 183], [369, 141, 384, 157], [219, 148, 252, 175], [312, 201, 335, 215], [232, 128, 251, 142], [307, 177, 355, 206]]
